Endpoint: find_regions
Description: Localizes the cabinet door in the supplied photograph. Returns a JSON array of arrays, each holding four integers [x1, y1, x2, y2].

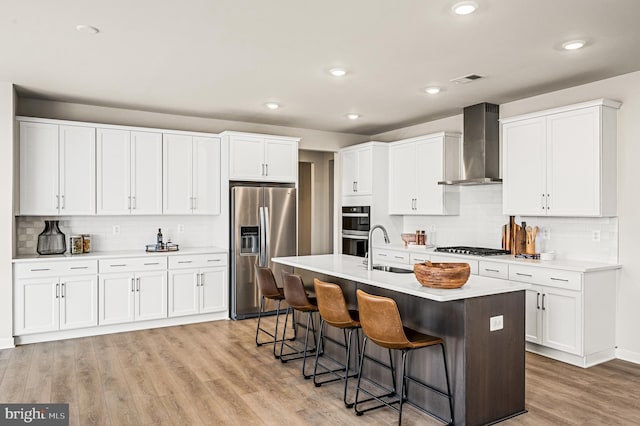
[[15, 277, 59, 334], [502, 117, 547, 215], [200, 267, 228, 314], [546, 107, 600, 216], [193, 136, 221, 215], [131, 131, 163, 215], [355, 148, 373, 194], [229, 135, 265, 180], [97, 128, 131, 215], [135, 271, 167, 321], [99, 273, 135, 325], [19, 121, 59, 215], [59, 125, 96, 215], [168, 270, 199, 317], [525, 286, 543, 344], [415, 137, 444, 214], [264, 138, 298, 182], [542, 287, 583, 355], [341, 149, 358, 196], [388, 143, 416, 214], [163, 134, 194, 214], [59, 275, 97, 330]]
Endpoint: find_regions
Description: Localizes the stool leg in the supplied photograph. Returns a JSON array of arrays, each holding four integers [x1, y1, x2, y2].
[[279, 305, 292, 360], [344, 328, 354, 408], [255, 295, 265, 347], [301, 311, 312, 378], [312, 318, 325, 387], [272, 299, 282, 359], [398, 350, 408, 425], [441, 343, 454, 425], [388, 348, 397, 393], [353, 336, 368, 416]]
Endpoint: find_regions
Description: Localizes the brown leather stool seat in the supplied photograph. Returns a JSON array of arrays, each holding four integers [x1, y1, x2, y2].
[[354, 289, 454, 425], [279, 272, 319, 378], [254, 265, 295, 359], [312, 278, 362, 408]]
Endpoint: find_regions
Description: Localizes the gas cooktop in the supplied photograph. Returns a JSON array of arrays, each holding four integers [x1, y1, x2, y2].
[[435, 246, 511, 256]]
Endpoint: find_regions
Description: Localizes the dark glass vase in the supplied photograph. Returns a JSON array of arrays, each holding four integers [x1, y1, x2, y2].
[[36, 220, 67, 255]]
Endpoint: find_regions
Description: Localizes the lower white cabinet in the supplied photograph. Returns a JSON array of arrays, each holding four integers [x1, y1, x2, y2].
[[15, 273, 97, 335], [168, 267, 227, 317], [99, 270, 167, 325]]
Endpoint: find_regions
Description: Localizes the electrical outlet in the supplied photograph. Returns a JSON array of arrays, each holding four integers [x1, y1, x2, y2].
[[592, 230, 601, 242], [177, 224, 185, 233], [543, 227, 551, 240], [490, 315, 504, 332], [112, 225, 120, 235]]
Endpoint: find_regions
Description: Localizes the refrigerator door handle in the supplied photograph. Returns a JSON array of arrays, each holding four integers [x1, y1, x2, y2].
[[258, 206, 266, 266], [264, 206, 270, 266]]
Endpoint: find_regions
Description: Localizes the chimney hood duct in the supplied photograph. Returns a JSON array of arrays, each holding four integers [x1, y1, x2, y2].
[[438, 102, 502, 185]]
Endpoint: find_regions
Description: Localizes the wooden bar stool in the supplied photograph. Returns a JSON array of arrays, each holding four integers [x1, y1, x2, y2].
[[254, 264, 295, 358], [279, 272, 319, 378], [354, 289, 454, 425], [312, 278, 362, 408]]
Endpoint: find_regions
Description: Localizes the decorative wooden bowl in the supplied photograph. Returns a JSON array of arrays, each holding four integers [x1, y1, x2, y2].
[[413, 261, 471, 289]]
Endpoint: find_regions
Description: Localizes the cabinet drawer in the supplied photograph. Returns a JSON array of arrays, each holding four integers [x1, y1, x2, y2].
[[374, 249, 409, 265], [509, 265, 582, 291], [430, 255, 479, 275], [99, 257, 167, 273], [15, 260, 98, 278], [168, 253, 228, 269], [409, 253, 430, 264], [479, 261, 509, 280]]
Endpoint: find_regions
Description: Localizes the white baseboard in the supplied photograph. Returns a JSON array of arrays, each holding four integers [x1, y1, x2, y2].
[[526, 342, 615, 368], [0, 337, 16, 349], [616, 348, 640, 365]]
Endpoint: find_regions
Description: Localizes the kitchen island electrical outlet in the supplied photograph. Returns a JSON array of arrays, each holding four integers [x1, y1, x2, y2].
[[178, 224, 185, 233], [112, 225, 120, 235], [592, 230, 601, 242], [490, 315, 504, 331]]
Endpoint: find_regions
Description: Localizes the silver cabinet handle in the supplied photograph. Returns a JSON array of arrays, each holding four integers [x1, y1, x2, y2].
[[353, 181, 356, 192], [131, 278, 135, 292], [132, 196, 136, 210], [541, 293, 546, 310], [200, 272, 205, 286], [414, 258, 426, 263], [394, 256, 404, 259], [56, 283, 59, 299], [265, 163, 268, 176], [56, 195, 60, 210], [144, 262, 160, 266], [550, 277, 569, 282], [61, 283, 65, 298], [547, 193, 550, 210], [136, 277, 140, 292], [414, 198, 417, 210], [111, 264, 127, 267], [30, 268, 50, 272], [484, 268, 500, 273], [536, 292, 540, 309], [378, 253, 388, 257], [128, 196, 131, 210], [178, 260, 192, 264], [70, 266, 88, 270], [61, 195, 65, 210], [516, 272, 532, 277], [541, 194, 545, 210], [207, 259, 221, 262], [196, 273, 201, 287]]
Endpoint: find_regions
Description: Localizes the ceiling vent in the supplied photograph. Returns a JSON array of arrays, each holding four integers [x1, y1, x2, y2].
[[450, 74, 484, 84]]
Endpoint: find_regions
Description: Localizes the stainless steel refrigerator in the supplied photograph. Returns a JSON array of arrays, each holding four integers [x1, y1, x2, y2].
[[230, 183, 297, 319]]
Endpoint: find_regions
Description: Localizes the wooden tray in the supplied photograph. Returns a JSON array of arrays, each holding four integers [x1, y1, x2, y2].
[[413, 261, 470, 289]]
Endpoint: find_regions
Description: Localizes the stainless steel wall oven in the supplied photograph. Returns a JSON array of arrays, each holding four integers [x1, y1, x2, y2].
[[342, 206, 370, 257]]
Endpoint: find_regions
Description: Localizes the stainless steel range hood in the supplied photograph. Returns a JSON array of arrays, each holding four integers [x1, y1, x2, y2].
[[439, 102, 502, 185]]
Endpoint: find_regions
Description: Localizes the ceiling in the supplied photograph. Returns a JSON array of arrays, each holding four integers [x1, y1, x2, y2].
[[2, 0, 640, 135]]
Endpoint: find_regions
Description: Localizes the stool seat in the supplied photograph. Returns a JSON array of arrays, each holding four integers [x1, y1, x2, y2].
[[403, 327, 443, 350]]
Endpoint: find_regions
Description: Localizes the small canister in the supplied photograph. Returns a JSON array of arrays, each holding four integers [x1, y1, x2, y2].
[[82, 234, 91, 253], [70, 235, 83, 255]]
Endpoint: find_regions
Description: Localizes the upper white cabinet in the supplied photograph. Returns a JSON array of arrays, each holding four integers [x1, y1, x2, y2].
[[19, 121, 96, 215], [226, 132, 299, 182], [502, 99, 620, 217], [97, 129, 163, 215], [163, 133, 221, 215], [341, 145, 373, 196], [388, 132, 461, 215]]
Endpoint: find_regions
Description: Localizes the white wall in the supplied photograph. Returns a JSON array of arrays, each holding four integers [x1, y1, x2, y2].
[[17, 98, 368, 152], [0, 82, 15, 349]]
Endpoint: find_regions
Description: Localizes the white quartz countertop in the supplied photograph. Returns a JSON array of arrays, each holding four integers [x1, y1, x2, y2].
[[374, 244, 621, 272], [13, 246, 228, 263], [273, 254, 529, 302]]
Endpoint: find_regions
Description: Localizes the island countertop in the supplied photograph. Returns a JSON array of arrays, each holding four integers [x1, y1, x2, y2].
[[273, 254, 529, 302]]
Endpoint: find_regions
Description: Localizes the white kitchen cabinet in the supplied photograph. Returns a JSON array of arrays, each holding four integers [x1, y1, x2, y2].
[[502, 99, 620, 217], [226, 132, 299, 182], [388, 132, 461, 215], [19, 121, 95, 216], [14, 262, 98, 335], [168, 253, 228, 317], [341, 145, 373, 196], [97, 129, 163, 215], [163, 133, 221, 215], [99, 273, 135, 325]]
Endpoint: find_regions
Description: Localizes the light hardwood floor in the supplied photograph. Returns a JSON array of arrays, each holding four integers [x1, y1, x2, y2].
[[1, 319, 639, 425]]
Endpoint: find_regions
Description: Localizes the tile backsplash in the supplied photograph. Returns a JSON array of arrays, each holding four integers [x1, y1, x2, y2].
[[403, 185, 618, 263], [16, 216, 221, 255]]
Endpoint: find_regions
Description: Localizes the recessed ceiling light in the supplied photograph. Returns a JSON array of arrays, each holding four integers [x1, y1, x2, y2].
[[562, 40, 586, 50], [425, 87, 441, 94], [329, 68, 348, 77], [452, 1, 478, 15], [76, 24, 99, 35], [346, 113, 360, 120], [265, 102, 280, 110]]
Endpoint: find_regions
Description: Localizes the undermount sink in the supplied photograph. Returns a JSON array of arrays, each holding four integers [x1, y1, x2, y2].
[[372, 265, 414, 274]]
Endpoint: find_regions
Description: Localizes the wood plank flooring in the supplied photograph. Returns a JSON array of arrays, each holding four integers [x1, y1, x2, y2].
[[1, 318, 639, 425]]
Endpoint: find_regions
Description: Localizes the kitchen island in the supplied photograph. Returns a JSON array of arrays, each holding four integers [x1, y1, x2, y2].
[[273, 254, 530, 426]]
